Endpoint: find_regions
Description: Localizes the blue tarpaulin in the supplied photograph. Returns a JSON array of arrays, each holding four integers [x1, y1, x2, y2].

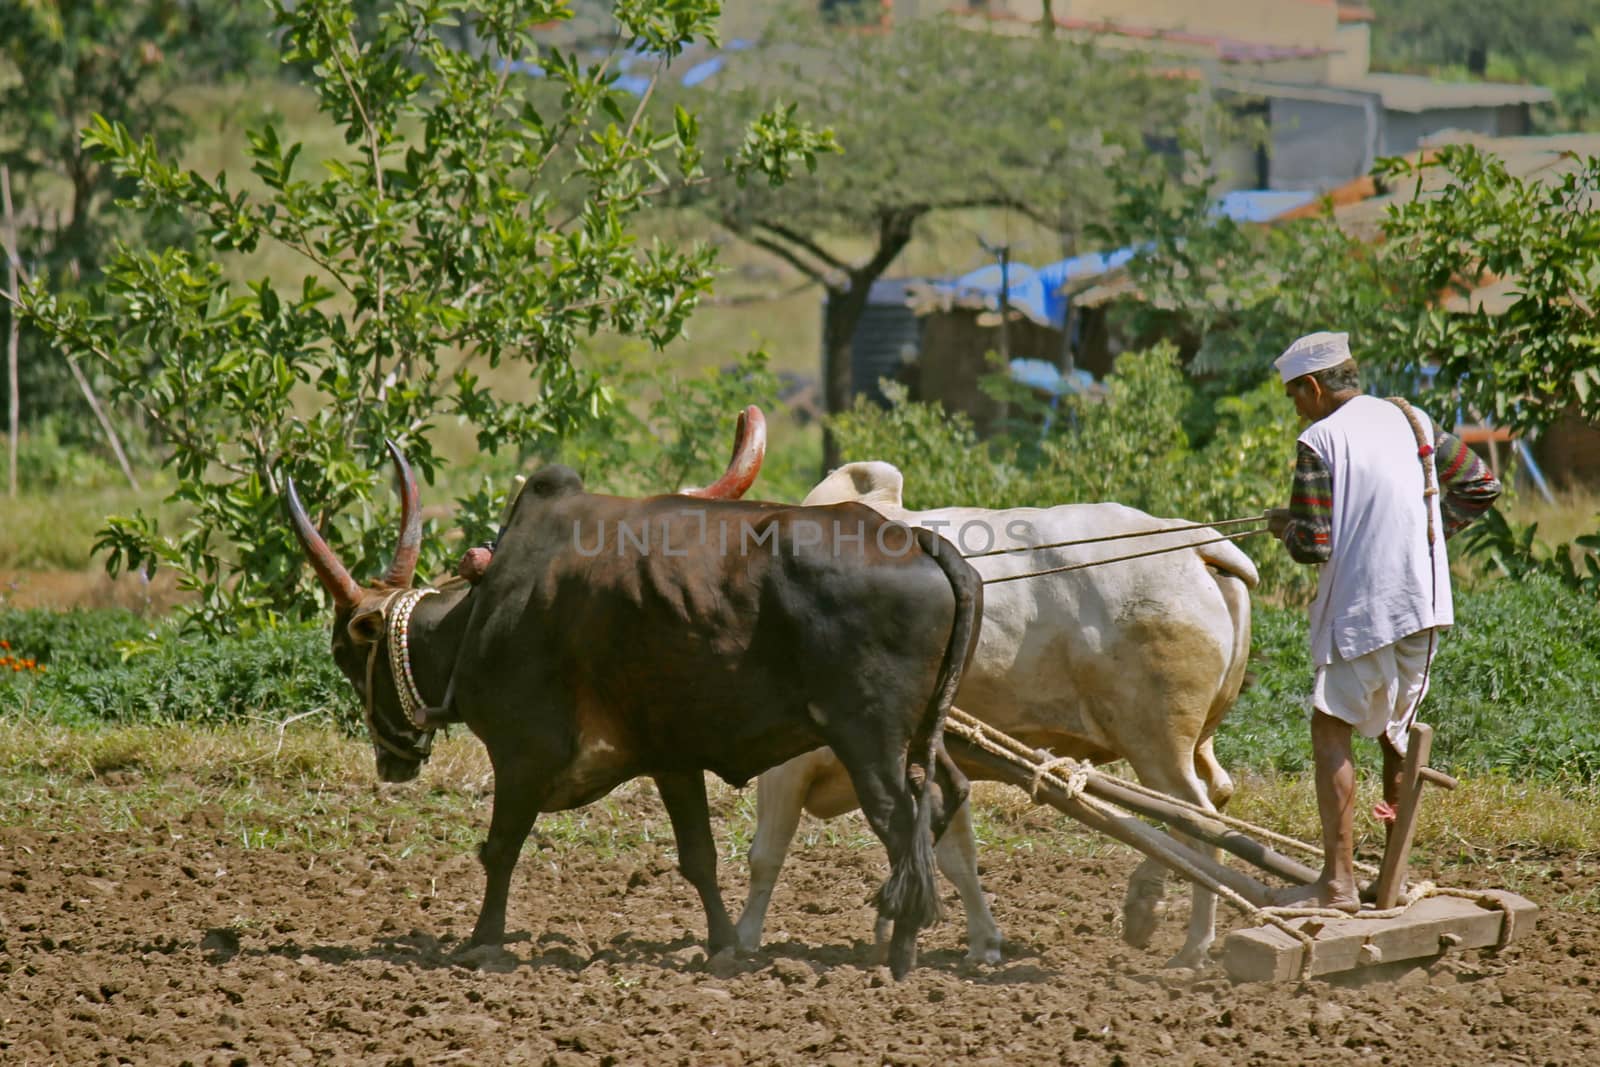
[[934, 190, 1318, 329], [498, 39, 751, 93]]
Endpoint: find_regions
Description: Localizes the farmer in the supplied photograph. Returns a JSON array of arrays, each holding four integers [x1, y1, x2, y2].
[[1265, 331, 1501, 911]]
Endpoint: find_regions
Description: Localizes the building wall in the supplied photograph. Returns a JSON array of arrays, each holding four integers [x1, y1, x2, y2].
[[1329, 21, 1370, 81], [915, 310, 1065, 436], [1495, 104, 1533, 137], [1535, 413, 1600, 490], [1269, 96, 1376, 189], [1381, 106, 1510, 155]]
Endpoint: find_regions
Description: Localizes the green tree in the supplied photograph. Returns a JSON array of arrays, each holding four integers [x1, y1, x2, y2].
[[0, 1, 208, 437], [1097, 140, 1600, 441], [1090, 143, 1429, 409], [1371, 0, 1599, 77], [15, 0, 831, 634], [681, 14, 1191, 465], [1378, 143, 1600, 434]]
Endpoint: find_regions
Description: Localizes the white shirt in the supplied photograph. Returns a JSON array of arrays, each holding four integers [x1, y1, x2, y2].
[[1298, 395, 1452, 665]]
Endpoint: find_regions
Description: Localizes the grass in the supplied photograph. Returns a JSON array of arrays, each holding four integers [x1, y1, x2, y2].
[[0, 485, 164, 571], [1219, 575, 1600, 785], [1502, 482, 1600, 547]]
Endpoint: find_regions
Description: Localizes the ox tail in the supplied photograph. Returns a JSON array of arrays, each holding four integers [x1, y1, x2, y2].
[[1195, 536, 1260, 590], [1196, 536, 1255, 811], [877, 526, 983, 975]]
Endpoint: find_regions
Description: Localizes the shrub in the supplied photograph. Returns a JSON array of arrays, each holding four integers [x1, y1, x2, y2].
[[828, 344, 1317, 603], [0, 608, 352, 732]]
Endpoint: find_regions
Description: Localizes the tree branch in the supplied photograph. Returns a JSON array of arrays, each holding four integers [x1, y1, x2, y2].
[[753, 218, 850, 276], [858, 207, 921, 282], [746, 233, 844, 290], [704, 279, 819, 306]]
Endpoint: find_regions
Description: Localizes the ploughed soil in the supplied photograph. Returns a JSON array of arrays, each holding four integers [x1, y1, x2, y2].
[[2, 777, 1596, 1067]]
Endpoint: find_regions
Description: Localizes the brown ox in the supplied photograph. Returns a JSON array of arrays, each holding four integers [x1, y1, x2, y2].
[[286, 444, 982, 977]]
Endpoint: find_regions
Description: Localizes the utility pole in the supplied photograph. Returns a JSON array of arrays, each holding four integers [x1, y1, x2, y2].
[[3, 165, 19, 498], [979, 237, 1012, 362]]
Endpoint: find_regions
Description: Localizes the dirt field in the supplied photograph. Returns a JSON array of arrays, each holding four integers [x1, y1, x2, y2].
[[2, 774, 1596, 1067]]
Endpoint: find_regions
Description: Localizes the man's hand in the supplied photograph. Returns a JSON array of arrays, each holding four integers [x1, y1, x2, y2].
[[1266, 507, 1292, 539]]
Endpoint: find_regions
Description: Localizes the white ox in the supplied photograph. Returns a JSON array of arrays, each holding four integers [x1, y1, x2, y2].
[[734, 461, 1259, 966]]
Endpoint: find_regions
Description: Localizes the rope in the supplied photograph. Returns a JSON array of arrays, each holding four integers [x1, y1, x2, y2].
[[962, 513, 1267, 559], [946, 709, 1377, 875], [1029, 755, 1087, 801], [1385, 396, 1442, 745], [981, 528, 1270, 585]]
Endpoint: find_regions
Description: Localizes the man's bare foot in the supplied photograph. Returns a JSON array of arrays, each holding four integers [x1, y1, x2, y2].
[[1267, 881, 1360, 913]]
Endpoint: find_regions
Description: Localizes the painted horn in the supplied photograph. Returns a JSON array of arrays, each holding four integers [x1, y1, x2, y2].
[[682, 405, 767, 500], [382, 439, 423, 589], [285, 477, 364, 610]]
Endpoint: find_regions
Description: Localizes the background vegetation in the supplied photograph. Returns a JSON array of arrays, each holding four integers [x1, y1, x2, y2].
[[6, 571, 1599, 787]]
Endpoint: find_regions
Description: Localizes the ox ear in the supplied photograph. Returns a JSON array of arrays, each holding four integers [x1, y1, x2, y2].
[[850, 462, 904, 506], [347, 607, 385, 646]]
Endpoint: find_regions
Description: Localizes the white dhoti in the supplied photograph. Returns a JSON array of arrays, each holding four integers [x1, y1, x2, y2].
[[1312, 628, 1437, 756]]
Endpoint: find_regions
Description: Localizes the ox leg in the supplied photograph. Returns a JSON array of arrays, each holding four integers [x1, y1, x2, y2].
[[836, 753, 938, 980], [1123, 762, 1220, 968], [653, 771, 737, 955], [734, 760, 811, 954], [469, 769, 542, 948], [1195, 736, 1235, 810], [871, 744, 974, 960], [928, 743, 971, 844], [934, 798, 1004, 965]]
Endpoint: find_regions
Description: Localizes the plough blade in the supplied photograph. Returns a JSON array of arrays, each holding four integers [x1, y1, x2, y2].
[[1221, 890, 1539, 983]]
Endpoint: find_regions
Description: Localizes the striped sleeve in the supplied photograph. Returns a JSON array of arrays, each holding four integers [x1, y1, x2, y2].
[[1283, 442, 1332, 564], [1433, 429, 1502, 539]]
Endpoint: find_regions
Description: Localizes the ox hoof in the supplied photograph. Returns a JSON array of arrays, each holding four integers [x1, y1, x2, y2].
[[1122, 883, 1167, 950], [1164, 953, 1210, 972], [707, 947, 744, 979], [964, 937, 1004, 966], [453, 944, 519, 972]]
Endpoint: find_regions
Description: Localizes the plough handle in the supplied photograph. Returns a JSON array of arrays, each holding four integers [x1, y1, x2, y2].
[[1373, 723, 1437, 909], [1080, 774, 1321, 886]]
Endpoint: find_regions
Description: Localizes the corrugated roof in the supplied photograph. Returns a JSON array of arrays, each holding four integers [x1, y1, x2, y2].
[[1332, 131, 1600, 241], [1324, 72, 1554, 112]]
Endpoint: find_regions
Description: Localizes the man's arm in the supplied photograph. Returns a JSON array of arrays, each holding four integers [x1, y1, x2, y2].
[[1277, 442, 1332, 564], [1433, 430, 1502, 539]]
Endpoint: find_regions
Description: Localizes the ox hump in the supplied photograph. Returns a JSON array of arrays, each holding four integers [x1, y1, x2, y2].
[[802, 461, 905, 509]]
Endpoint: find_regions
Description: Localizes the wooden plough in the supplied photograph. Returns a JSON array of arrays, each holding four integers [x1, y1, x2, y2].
[[941, 709, 1538, 983]]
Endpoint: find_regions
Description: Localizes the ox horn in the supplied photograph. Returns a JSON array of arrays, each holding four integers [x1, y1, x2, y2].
[[382, 439, 423, 589], [285, 476, 364, 611], [682, 405, 767, 500]]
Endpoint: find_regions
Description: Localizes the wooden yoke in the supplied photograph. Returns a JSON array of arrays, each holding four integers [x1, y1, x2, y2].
[[1373, 722, 1459, 909]]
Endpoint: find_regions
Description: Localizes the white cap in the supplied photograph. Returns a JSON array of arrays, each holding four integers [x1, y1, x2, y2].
[[1274, 331, 1352, 383]]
